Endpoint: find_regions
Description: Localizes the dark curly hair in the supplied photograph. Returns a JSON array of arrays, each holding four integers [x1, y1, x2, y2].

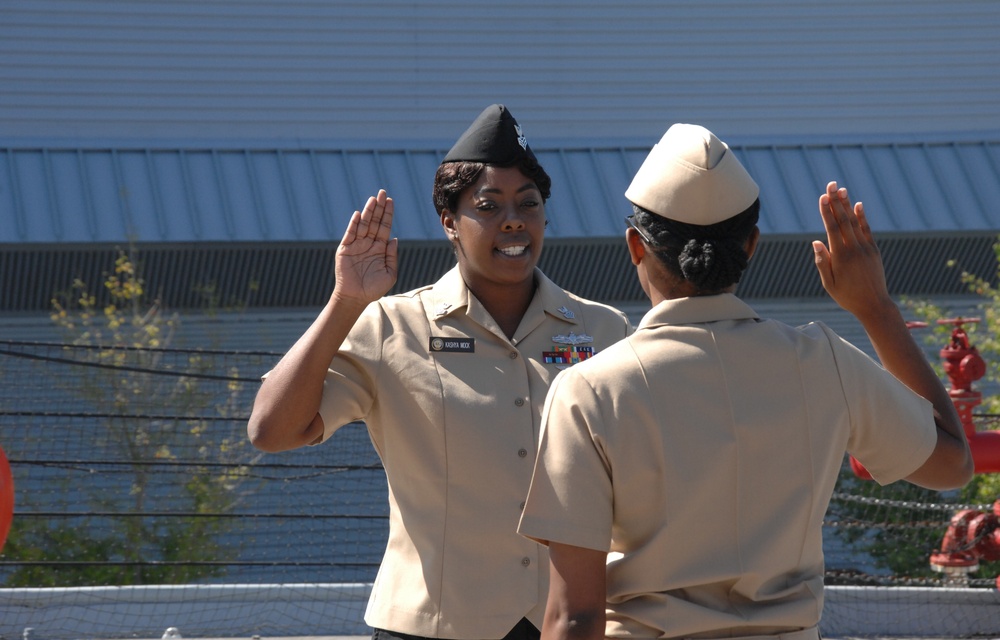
[[633, 198, 760, 293], [432, 157, 553, 216]]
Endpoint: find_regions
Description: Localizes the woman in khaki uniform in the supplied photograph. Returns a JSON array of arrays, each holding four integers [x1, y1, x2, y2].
[[517, 124, 973, 640], [247, 105, 631, 640]]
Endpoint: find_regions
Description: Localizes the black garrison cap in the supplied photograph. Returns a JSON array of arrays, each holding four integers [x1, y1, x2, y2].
[[441, 104, 537, 165]]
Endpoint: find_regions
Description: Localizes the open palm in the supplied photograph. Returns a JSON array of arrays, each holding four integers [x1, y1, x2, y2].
[[335, 189, 399, 304], [812, 181, 890, 317]]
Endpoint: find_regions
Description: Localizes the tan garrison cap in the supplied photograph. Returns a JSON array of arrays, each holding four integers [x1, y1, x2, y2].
[[625, 123, 759, 225]]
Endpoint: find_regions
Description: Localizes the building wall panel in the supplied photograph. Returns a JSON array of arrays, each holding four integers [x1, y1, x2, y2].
[[2, 0, 998, 145]]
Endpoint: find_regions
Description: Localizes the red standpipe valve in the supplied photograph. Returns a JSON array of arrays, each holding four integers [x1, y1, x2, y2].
[[929, 500, 1000, 588]]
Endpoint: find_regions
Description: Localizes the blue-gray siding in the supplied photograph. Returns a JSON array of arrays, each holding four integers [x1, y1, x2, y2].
[[1, 0, 999, 145]]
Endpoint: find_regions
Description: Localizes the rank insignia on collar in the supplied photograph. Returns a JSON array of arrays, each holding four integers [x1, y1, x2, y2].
[[551, 332, 593, 346], [556, 305, 575, 319], [435, 303, 452, 317]]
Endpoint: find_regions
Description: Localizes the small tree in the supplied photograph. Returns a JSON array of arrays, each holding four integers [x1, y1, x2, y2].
[[3, 249, 260, 586]]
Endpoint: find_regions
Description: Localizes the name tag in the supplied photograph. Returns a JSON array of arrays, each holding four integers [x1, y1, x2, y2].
[[429, 337, 475, 353]]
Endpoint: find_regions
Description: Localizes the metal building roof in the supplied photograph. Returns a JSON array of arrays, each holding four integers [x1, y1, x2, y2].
[[3, 139, 1000, 247]]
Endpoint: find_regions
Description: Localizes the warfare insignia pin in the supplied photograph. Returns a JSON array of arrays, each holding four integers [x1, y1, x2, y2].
[[551, 332, 593, 346]]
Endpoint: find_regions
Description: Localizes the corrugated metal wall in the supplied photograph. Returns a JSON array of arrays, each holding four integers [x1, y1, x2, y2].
[[2, 0, 999, 145], [2, 231, 997, 312]]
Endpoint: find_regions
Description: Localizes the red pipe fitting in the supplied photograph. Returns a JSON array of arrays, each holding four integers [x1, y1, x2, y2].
[[930, 509, 981, 573], [930, 500, 1000, 586], [967, 500, 1000, 562]]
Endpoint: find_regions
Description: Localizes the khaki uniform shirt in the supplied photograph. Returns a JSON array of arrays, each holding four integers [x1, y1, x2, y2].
[[317, 266, 631, 639], [518, 294, 937, 638]]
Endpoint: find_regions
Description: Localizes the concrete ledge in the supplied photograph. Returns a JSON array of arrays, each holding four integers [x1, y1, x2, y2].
[[0, 583, 372, 639], [1, 583, 999, 639], [822, 585, 1000, 636]]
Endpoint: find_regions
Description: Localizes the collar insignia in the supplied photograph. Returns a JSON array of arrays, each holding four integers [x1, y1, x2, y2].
[[556, 305, 575, 319]]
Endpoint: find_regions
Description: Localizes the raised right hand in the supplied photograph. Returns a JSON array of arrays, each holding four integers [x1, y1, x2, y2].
[[248, 190, 398, 452], [812, 181, 892, 319], [333, 189, 399, 305]]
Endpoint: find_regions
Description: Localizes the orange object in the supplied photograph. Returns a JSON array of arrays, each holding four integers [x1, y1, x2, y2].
[[0, 445, 13, 552]]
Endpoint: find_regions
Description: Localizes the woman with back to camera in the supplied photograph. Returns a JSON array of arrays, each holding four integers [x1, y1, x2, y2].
[[247, 104, 631, 640], [517, 123, 973, 640]]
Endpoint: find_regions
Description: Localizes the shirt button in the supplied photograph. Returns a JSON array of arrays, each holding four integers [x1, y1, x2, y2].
[[519, 501, 526, 510], [509, 351, 518, 359], [514, 397, 525, 407], [518, 448, 528, 458], [521, 557, 531, 567]]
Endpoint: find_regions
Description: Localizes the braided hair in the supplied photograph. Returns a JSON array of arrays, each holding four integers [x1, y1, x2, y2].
[[633, 198, 760, 293]]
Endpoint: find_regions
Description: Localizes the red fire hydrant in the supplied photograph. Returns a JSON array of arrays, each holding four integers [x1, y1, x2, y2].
[[939, 318, 987, 441]]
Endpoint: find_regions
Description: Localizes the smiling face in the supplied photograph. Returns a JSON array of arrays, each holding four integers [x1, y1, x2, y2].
[[441, 164, 547, 299]]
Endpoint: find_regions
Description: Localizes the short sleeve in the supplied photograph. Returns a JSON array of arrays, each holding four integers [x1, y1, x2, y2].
[[821, 324, 938, 485], [518, 368, 614, 552], [314, 301, 385, 442]]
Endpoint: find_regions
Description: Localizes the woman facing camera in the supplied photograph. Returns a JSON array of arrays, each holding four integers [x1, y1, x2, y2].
[[248, 105, 631, 640]]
